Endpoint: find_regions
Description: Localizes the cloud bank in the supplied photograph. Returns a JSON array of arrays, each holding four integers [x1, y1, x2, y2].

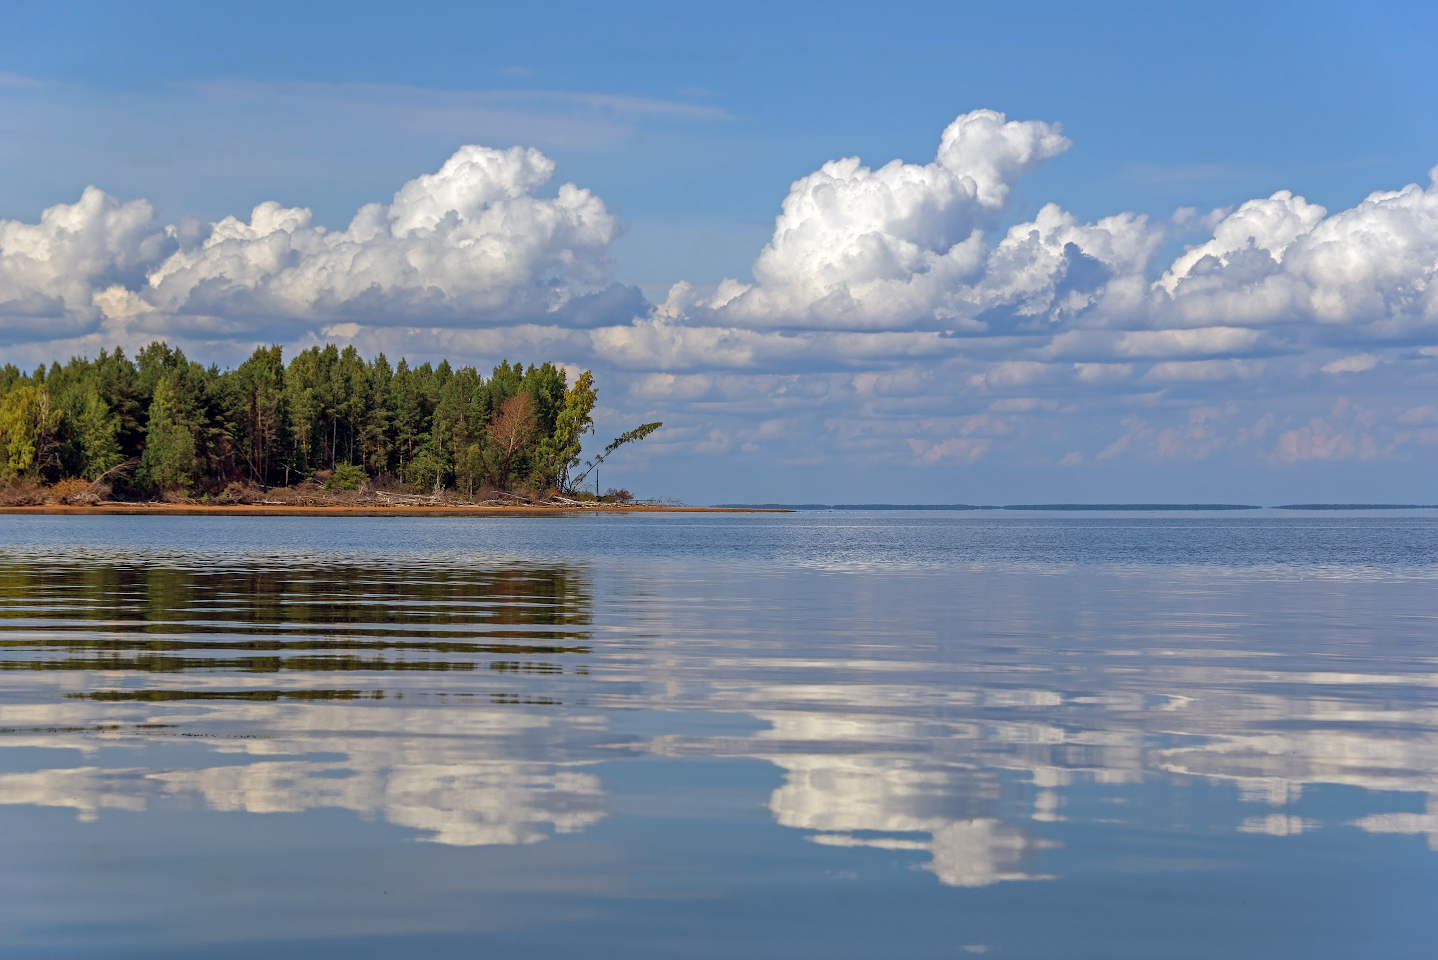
[[2, 144, 628, 350], [4, 109, 1438, 494]]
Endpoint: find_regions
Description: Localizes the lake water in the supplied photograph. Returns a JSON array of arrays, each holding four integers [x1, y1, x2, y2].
[[1, 512, 1435, 958]]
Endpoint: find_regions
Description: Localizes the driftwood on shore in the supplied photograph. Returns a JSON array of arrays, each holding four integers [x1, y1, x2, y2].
[[1, 465, 688, 510], [0, 498, 773, 517]]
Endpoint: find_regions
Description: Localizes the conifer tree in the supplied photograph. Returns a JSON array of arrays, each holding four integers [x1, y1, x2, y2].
[[137, 377, 197, 491], [76, 385, 123, 480]]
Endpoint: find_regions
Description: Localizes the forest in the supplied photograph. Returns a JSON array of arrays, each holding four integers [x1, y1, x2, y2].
[[0, 341, 658, 501]]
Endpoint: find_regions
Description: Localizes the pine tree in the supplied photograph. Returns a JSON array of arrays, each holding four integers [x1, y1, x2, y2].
[[77, 385, 123, 480], [233, 346, 285, 484], [137, 377, 197, 491]]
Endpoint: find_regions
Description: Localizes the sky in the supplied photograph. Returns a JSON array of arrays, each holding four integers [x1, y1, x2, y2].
[[2, 0, 1437, 504]]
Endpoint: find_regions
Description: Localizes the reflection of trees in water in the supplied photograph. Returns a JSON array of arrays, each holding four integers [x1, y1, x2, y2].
[[5, 559, 1438, 880], [0, 559, 605, 848], [0, 559, 592, 625], [5, 657, 577, 673], [0, 559, 593, 652]]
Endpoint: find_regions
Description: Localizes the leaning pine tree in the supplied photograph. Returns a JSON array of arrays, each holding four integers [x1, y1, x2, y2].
[[570, 421, 663, 495]]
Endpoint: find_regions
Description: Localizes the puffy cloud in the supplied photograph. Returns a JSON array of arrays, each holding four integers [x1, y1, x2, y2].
[[602, 112, 1438, 480], [145, 145, 621, 325], [1, 145, 626, 353], [6, 109, 1438, 486], [1157, 190, 1328, 295], [969, 204, 1159, 331], [1158, 171, 1438, 335], [0, 187, 170, 341], [1275, 417, 1379, 463], [907, 436, 991, 464], [715, 109, 1074, 329]]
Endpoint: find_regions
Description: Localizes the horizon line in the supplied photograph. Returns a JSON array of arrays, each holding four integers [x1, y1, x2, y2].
[[708, 503, 1438, 511]]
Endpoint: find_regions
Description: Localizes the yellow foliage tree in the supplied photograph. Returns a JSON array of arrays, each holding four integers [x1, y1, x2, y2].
[[535, 370, 596, 490], [0, 386, 62, 478]]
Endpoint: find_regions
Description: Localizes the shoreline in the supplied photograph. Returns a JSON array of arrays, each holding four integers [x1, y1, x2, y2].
[[0, 503, 790, 517]]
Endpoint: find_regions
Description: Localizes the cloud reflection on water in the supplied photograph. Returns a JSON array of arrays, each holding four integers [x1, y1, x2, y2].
[[2, 542, 1437, 894]]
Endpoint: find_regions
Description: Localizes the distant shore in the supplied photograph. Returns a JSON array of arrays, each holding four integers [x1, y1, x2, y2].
[[713, 503, 1438, 511]]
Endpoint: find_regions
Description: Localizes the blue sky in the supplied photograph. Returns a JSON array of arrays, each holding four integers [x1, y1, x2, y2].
[[3, 1, 1437, 502]]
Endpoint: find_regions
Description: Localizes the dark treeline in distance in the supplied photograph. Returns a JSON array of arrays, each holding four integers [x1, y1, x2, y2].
[[0, 341, 656, 498]]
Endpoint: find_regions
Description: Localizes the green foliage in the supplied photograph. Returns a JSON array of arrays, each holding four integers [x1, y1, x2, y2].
[[455, 442, 484, 495], [571, 420, 663, 492], [325, 463, 366, 491], [0, 387, 38, 477], [233, 345, 285, 483], [76, 385, 123, 480], [536, 370, 596, 489], [523, 361, 568, 440], [603, 421, 663, 456], [405, 450, 445, 492], [5, 342, 619, 496], [0, 385, 61, 477], [137, 377, 197, 491]]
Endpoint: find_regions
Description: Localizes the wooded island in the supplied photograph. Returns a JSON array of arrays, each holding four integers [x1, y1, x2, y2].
[[0, 342, 663, 509]]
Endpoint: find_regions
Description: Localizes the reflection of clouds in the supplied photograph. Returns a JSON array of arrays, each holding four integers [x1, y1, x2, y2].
[[662, 656, 1438, 865], [0, 699, 608, 847], [1352, 798, 1438, 851], [0, 767, 152, 821], [760, 741, 1058, 887], [0, 755, 605, 847], [158, 758, 603, 846], [1238, 814, 1319, 836], [8, 559, 1438, 884], [1155, 726, 1438, 799], [812, 820, 1057, 888], [1151, 723, 1438, 841], [768, 753, 975, 834]]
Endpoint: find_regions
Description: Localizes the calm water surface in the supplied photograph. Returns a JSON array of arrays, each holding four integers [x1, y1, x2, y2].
[[1, 512, 1435, 958]]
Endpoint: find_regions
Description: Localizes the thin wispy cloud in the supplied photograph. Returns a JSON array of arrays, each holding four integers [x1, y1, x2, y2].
[[184, 78, 734, 124]]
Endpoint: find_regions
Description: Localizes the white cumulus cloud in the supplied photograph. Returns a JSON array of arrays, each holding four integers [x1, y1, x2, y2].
[[1157, 171, 1438, 335], [145, 145, 621, 325], [714, 109, 1074, 329], [0, 145, 627, 353], [0, 187, 170, 340], [6, 109, 1438, 489]]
